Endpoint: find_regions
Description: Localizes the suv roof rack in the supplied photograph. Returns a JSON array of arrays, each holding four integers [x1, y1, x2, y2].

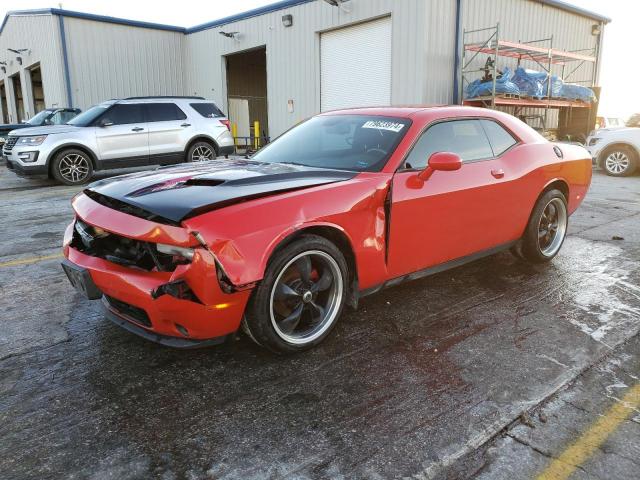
[[123, 96, 206, 100]]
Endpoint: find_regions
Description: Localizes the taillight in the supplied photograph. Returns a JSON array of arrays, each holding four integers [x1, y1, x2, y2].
[[219, 119, 231, 131]]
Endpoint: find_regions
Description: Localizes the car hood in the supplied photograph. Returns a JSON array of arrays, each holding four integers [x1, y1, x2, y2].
[[0, 123, 28, 131], [84, 159, 358, 224], [595, 127, 638, 136], [8, 124, 84, 136]]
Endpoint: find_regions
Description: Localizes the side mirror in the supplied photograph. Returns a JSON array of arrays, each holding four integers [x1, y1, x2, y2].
[[98, 118, 113, 127], [417, 152, 462, 181]]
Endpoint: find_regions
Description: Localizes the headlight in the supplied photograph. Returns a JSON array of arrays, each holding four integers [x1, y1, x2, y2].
[[588, 137, 601, 146], [17, 135, 47, 146], [156, 243, 194, 260]]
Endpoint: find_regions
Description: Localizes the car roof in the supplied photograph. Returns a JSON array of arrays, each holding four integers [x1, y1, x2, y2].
[[319, 105, 518, 121], [320, 105, 544, 144]]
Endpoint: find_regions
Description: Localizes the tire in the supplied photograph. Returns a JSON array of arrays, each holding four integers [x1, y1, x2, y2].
[[601, 145, 638, 177], [520, 189, 568, 264], [51, 149, 94, 186], [186, 141, 217, 163], [243, 235, 349, 354]]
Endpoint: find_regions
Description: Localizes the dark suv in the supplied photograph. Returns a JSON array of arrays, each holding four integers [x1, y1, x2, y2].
[[0, 108, 80, 143]]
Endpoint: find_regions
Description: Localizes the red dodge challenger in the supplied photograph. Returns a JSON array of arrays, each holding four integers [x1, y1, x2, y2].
[[62, 106, 592, 353]]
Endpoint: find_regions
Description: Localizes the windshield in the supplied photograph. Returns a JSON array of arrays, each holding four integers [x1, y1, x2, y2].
[[252, 115, 411, 172], [26, 110, 52, 125], [67, 105, 110, 127]]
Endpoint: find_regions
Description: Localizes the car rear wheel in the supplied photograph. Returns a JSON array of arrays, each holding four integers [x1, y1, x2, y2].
[[51, 149, 94, 186], [242, 235, 348, 353], [186, 141, 216, 163], [602, 146, 637, 177], [518, 189, 568, 263]]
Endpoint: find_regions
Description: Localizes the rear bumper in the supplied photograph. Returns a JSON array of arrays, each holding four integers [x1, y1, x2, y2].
[[219, 145, 235, 156], [64, 244, 251, 347]]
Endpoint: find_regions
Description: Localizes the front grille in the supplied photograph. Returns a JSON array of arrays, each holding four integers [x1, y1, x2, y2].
[[3, 135, 17, 153], [71, 219, 189, 272], [104, 296, 152, 327]]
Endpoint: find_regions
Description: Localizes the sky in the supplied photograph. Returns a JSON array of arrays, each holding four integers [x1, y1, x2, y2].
[[0, 0, 636, 118]]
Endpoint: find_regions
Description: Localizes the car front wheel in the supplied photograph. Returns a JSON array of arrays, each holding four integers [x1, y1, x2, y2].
[[242, 235, 348, 353], [602, 146, 638, 177], [51, 149, 94, 186]]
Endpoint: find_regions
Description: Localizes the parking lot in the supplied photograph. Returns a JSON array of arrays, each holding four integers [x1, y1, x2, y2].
[[0, 164, 639, 479]]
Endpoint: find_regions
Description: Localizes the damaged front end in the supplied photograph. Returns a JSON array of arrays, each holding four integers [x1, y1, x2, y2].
[[62, 194, 253, 345]]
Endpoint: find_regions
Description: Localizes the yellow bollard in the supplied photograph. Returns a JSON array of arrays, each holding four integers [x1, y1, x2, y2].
[[254, 121, 260, 150], [231, 123, 238, 146]]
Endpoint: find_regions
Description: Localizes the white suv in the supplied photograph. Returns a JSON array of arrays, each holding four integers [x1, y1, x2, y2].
[[586, 127, 640, 177], [3, 96, 235, 185]]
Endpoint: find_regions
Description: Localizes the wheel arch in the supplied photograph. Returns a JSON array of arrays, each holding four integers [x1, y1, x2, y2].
[[597, 142, 640, 168], [185, 135, 220, 157], [541, 178, 570, 202], [46, 144, 99, 178], [520, 178, 570, 235], [263, 223, 359, 309]]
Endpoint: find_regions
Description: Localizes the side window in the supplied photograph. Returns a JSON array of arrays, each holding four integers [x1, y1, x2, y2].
[[190, 102, 224, 118], [50, 111, 77, 125], [404, 120, 493, 169], [146, 103, 187, 122], [480, 120, 517, 156], [99, 104, 144, 125]]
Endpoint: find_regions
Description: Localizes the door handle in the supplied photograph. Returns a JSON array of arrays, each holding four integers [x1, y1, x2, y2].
[[491, 169, 505, 179], [131, 127, 144, 132], [180, 123, 191, 127]]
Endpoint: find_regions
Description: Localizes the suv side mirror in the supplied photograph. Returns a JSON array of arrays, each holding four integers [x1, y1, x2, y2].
[[97, 118, 113, 127], [417, 152, 462, 181]]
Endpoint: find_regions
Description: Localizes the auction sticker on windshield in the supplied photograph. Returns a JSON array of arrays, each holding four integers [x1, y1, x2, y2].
[[362, 120, 406, 132]]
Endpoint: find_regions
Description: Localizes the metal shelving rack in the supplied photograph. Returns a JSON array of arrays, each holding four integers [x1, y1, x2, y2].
[[460, 23, 598, 133]]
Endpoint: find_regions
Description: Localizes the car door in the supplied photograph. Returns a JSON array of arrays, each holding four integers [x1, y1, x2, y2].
[[387, 118, 521, 278], [94, 103, 149, 166], [145, 102, 193, 165]]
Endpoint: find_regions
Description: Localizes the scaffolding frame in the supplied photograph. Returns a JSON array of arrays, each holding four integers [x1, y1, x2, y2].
[[460, 23, 598, 133]]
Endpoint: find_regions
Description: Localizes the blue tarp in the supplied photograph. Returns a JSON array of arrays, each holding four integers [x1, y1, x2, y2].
[[559, 83, 596, 102], [465, 67, 519, 98], [466, 66, 596, 102]]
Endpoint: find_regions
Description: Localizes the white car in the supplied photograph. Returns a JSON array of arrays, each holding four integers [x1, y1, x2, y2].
[[586, 127, 639, 177], [3, 96, 235, 185]]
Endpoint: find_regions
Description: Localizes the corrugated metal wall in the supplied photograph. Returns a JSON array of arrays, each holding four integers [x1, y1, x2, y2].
[[62, 18, 185, 109], [184, 0, 456, 138], [0, 0, 603, 133], [0, 14, 67, 122], [463, 0, 599, 80]]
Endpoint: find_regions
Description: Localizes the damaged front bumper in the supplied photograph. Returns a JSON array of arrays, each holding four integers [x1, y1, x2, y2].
[[62, 195, 252, 347]]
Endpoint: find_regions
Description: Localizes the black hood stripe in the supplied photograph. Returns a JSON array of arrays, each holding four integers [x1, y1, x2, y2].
[[85, 159, 357, 224]]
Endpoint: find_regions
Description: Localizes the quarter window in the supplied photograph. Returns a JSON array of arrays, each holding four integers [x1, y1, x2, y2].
[[146, 103, 187, 122], [480, 120, 517, 156], [99, 104, 144, 125], [404, 119, 493, 169], [190, 102, 225, 118]]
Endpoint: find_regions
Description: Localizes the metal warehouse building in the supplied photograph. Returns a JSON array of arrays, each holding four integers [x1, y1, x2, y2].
[[0, 0, 609, 139]]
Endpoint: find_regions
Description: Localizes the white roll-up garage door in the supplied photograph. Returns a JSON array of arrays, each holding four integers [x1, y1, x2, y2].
[[320, 17, 392, 112]]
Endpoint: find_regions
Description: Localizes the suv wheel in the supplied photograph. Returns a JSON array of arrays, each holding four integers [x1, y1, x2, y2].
[[186, 141, 216, 162], [51, 149, 94, 186], [602, 146, 638, 177]]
